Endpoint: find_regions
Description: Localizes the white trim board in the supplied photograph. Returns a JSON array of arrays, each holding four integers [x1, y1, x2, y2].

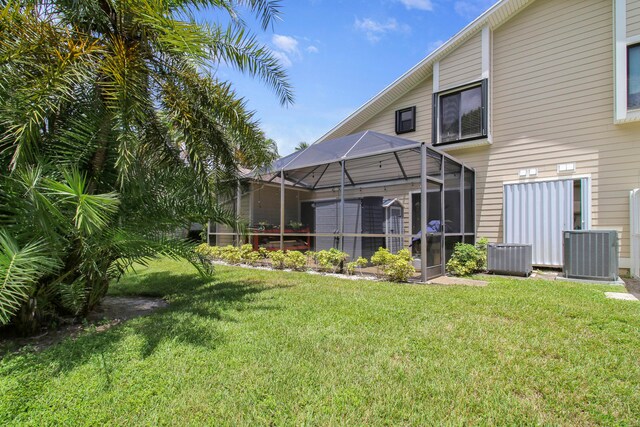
[[614, 0, 640, 123]]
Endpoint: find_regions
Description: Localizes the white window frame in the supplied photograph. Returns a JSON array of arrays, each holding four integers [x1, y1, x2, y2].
[[615, 0, 640, 123], [432, 79, 488, 146]]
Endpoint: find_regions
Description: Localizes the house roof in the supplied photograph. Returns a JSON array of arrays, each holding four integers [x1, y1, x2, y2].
[[315, 0, 534, 143]]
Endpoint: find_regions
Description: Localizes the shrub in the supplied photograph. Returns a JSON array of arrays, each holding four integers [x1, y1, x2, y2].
[[446, 238, 488, 276], [239, 243, 253, 259], [209, 246, 223, 260], [220, 245, 241, 264], [239, 244, 261, 266], [346, 257, 369, 275], [195, 243, 212, 258], [194, 243, 222, 261], [396, 248, 413, 262], [284, 251, 307, 271], [371, 247, 415, 282], [384, 254, 416, 282], [305, 251, 316, 268], [269, 250, 287, 269], [370, 247, 393, 268], [258, 247, 269, 260], [475, 237, 489, 271], [315, 248, 349, 273]]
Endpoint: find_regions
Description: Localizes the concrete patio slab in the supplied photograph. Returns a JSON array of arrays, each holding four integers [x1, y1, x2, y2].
[[605, 292, 639, 301]]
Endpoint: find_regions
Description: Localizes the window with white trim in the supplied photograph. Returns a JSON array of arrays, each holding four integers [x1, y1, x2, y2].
[[432, 79, 487, 145]]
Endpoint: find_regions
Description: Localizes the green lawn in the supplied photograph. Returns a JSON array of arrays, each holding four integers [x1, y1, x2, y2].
[[2, 259, 640, 425]]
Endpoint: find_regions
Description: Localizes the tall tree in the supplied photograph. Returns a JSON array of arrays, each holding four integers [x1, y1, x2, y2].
[[295, 142, 309, 151], [0, 0, 293, 333]]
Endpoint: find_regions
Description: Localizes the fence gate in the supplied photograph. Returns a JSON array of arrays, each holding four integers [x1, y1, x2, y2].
[[631, 189, 640, 278]]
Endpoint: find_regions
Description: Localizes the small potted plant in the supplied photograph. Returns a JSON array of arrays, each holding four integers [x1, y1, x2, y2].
[[288, 220, 304, 231]]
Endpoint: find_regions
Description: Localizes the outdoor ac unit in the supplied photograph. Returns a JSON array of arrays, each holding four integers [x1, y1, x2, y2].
[[563, 230, 619, 281], [487, 244, 532, 277]]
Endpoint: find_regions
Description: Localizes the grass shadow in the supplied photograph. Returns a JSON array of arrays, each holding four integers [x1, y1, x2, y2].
[[0, 268, 292, 416]]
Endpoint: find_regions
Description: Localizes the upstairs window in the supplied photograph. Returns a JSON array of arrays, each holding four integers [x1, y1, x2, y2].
[[629, 44, 640, 110], [433, 80, 487, 145], [395, 106, 416, 134]]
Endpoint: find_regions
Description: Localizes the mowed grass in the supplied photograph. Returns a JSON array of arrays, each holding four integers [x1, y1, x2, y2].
[[1, 259, 640, 425]]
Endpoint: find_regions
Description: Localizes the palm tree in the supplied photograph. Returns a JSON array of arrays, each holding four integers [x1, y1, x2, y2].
[[0, 0, 293, 332], [295, 142, 310, 151]]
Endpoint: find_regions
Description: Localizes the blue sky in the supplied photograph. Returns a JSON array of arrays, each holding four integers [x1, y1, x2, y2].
[[210, 0, 496, 156]]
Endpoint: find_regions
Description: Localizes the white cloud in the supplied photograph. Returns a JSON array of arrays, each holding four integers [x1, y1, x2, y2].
[[454, 0, 496, 19], [272, 34, 299, 54], [271, 35, 320, 67], [271, 50, 292, 67], [398, 0, 433, 11], [354, 17, 410, 43]]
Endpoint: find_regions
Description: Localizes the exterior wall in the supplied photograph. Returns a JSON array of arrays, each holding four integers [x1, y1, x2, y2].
[[628, 0, 640, 37], [344, 0, 640, 265], [479, 0, 640, 264], [214, 197, 237, 246], [439, 31, 483, 89], [250, 183, 302, 226], [357, 77, 433, 142]]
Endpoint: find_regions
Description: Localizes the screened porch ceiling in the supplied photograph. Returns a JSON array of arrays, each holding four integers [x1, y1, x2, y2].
[[251, 130, 460, 189]]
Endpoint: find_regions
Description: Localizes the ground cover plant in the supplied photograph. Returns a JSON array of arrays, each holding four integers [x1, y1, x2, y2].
[[1, 258, 639, 425]]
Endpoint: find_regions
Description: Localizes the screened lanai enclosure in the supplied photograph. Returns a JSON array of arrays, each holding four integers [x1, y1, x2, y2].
[[208, 131, 475, 281]]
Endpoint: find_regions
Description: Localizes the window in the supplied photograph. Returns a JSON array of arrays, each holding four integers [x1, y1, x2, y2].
[[629, 44, 640, 110], [395, 106, 416, 134], [433, 80, 487, 145]]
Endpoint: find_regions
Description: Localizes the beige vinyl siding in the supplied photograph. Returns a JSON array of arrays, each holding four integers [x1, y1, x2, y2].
[[343, 0, 640, 265], [439, 31, 483, 89], [451, 0, 640, 261], [628, 0, 640, 38], [356, 77, 433, 143], [250, 184, 301, 226], [240, 192, 250, 222], [213, 192, 250, 245], [215, 198, 235, 246]]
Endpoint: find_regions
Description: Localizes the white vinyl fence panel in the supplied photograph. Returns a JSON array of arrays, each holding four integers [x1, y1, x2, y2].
[[630, 189, 640, 278], [504, 180, 573, 266]]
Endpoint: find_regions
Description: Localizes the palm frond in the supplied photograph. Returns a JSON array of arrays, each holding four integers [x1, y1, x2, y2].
[[0, 6, 102, 169], [44, 169, 120, 235], [207, 23, 293, 106], [58, 277, 87, 316], [104, 229, 213, 279], [98, 35, 152, 184], [0, 230, 60, 325]]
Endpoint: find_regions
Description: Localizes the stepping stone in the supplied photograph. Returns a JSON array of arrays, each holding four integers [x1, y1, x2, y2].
[[605, 292, 639, 301]]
